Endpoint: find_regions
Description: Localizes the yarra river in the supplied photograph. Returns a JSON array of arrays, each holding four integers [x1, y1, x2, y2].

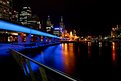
[[21, 41, 121, 81]]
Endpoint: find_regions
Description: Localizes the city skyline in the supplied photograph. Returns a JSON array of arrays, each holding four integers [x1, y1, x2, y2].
[[11, 0, 121, 36]]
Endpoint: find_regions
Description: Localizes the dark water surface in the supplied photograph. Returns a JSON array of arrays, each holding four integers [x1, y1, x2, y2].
[[22, 42, 121, 81]]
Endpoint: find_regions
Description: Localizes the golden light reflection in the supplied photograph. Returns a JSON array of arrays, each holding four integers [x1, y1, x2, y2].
[[88, 42, 91, 58], [112, 42, 116, 62], [99, 42, 102, 47], [88, 42, 91, 46], [61, 43, 75, 74]]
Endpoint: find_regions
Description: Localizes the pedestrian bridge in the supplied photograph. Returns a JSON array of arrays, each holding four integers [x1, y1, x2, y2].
[[0, 19, 60, 45], [0, 19, 78, 81]]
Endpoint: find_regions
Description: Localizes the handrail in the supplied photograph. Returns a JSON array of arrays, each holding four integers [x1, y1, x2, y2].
[[10, 48, 78, 81]]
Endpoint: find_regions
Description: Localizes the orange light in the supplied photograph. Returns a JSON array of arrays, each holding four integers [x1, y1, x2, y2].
[[112, 42, 116, 62], [61, 43, 75, 73]]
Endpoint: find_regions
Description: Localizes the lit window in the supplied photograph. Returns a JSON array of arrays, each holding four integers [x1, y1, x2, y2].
[[0, 1, 2, 3], [7, 1, 9, 4]]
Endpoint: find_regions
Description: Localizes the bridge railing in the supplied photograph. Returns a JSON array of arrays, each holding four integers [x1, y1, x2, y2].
[[9, 49, 80, 81]]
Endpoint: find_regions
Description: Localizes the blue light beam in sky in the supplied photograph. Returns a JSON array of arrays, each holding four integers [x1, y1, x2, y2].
[[0, 20, 59, 38]]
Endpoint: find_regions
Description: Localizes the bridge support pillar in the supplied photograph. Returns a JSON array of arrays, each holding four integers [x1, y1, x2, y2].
[[37, 36, 40, 45], [43, 37, 47, 43], [55, 38, 59, 42], [18, 33, 22, 44], [51, 38, 55, 43], [26, 34, 31, 44]]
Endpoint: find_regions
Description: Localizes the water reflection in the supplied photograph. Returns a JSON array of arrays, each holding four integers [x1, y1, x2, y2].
[[88, 42, 92, 58], [29, 43, 75, 74], [99, 42, 102, 47], [24, 42, 121, 81], [112, 42, 117, 63], [62, 43, 75, 74], [29, 45, 64, 71], [99, 42, 102, 56]]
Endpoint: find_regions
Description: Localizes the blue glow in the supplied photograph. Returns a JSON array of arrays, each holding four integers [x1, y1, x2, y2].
[[0, 20, 59, 38], [29, 44, 64, 72], [0, 44, 13, 56]]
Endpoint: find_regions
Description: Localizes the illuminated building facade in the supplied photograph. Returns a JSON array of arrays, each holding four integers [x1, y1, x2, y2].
[[27, 15, 41, 30], [59, 16, 65, 36], [53, 27, 62, 36], [19, 7, 32, 25], [46, 15, 53, 34], [111, 25, 119, 38], [0, 0, 13, 42], [62, 30, 69, 38], [19, 7, 41, 30], [53, 16, 65, 36], [0, 0, 12, 20]]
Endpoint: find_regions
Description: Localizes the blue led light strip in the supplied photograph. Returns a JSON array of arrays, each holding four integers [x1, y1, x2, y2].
[[0, 20, 59, 38]]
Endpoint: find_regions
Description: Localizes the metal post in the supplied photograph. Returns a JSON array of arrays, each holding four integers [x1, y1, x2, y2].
[[39, 67, 48, 81]]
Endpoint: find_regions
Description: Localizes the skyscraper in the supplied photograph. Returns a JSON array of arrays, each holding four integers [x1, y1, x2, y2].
[[0, 0, 13, 43], [28, 15, 41, 30], [0, 0, 12, 20], [19, 6, 41, 30], [53, 16, 65, 36], [46, 15, 53, 33], [19, 7, 32, 26], [59, 16, 65, 36], [60, 16, 65, 29]]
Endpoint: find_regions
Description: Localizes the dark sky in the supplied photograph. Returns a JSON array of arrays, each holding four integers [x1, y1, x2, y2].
[[13, 0, 121, 36]]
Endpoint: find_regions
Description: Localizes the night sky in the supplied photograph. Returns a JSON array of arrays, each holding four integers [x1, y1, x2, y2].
[[13, 0, 121, 36]]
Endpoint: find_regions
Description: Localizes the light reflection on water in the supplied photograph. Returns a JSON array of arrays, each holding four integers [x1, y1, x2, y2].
[[99, 42, 102, 56], [62, 43, 76, 74], [111, 42, 117, 63], [27, 42, 121, 81], [99, 42, 102, 47], [30, 44, 64, 71], [30, 43, 76, 74], [88, 42, 92, 58]]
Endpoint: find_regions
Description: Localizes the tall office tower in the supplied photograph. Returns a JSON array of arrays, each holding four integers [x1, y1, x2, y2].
[[19, 6, 32, 26], [27, 15, 41, 30], [0, 0, 12, 20], [53, 16, 64, 36], [19, 7, 41, 30], [0, 0, 13, 43], [60, 16, 65, 29], [59, 16, 65, 36], [46, 15, 53, 33], [53, 27, 61, 36]]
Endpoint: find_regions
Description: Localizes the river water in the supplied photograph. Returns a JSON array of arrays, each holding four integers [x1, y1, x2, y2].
[[23, 42, 121, 81]]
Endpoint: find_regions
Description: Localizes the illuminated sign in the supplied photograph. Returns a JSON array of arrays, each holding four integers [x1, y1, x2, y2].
[[54, 28, 60, 30], [54, 27, 62, 30], [0, 20, 59, 38]]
